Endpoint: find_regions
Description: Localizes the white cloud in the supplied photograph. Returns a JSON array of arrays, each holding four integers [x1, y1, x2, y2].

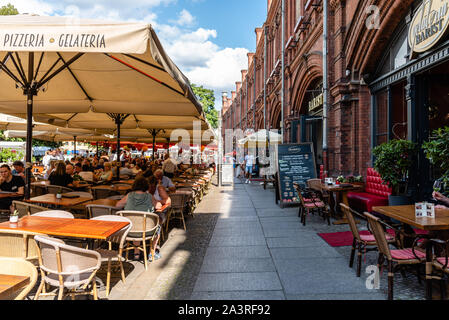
[[175, 9, 195, 26]]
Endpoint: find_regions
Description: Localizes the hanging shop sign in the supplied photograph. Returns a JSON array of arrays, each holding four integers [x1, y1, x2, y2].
[[308, 93, 323, 113], [408, 0, 449, 54]]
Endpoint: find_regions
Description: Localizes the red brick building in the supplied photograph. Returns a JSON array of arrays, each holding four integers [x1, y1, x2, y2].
[[221, 0, 449, 199]]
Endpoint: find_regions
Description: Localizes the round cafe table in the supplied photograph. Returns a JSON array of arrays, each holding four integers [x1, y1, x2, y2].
[[320, 183, 363, 225]]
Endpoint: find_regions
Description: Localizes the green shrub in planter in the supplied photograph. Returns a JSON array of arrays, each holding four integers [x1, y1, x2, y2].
[[422, 126, 449, 195], [372, 139, 417, 196]]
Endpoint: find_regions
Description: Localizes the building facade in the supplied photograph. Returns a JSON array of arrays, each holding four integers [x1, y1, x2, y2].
[[221, 0, 449, 199]]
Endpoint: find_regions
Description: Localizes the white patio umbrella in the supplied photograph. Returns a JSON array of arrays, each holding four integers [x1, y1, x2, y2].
[[0, 15, 209, 195]]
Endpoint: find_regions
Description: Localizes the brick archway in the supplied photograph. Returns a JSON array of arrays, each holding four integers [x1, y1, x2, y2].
[[290, 54, 323, 115]]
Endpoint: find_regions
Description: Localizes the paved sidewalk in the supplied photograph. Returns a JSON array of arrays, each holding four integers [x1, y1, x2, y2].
[[190, 181, 386, 300]]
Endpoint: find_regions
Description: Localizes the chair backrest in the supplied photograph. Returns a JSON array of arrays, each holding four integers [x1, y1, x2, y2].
[[364, 212, 392, 260], [0, 257, 38, 300], [293, 183, 307, 206], [34, 235, 101, 285], [90, 215, 132, 248], [86, 205, 119, 219], [32, 210, 75, 219], [0, 229, 41, 262], [92, 188, 119, 200], [107, 195, 125, 200], [307, 179, 323, 192], [170, 193, 187, 209], [117, 211, 159, 236], [340, 203, 362, 241], [64, 192, 93, 200], [46, 185, 74, 195], [12, 201, 47, 218]]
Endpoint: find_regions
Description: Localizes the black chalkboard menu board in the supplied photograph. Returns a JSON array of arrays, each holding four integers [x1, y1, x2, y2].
[[276, 143, 317, 208]]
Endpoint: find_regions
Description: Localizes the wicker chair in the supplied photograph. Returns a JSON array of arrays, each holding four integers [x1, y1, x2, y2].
[[46, 185, 74, 195], [118, 211, 161, 271], [293, 182, 327, 226], [0, 257, 38, 300], [365, 212, 426, 300], [92, 188, 120, 200], [34, 235, 102, 300], [340, 203, 396, 277], [12, 200, 47, 218], [165, 193, 185, 232], [90, 215, 132, 297], [428, 239, 449, 300], [0, 229, 41, 263], [32, 211, 75, 219], [86, 205, 120, 219]]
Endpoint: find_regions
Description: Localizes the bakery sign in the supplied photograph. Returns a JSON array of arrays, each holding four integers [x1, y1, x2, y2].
[[408, 0, 449, 54], [308, 93, 323, 113]]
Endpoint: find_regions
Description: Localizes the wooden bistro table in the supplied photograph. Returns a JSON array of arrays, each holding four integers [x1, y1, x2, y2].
[[27, 194, 92, 209], [0, 216, 130, 249], [372, 205, 449, 300], [91, 184, 131, 194], [0, 274, 30, 300], [321, 183, 363, 225]]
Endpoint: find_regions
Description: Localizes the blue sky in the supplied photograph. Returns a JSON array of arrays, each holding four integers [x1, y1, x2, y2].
[[4, 0, 267, 109]]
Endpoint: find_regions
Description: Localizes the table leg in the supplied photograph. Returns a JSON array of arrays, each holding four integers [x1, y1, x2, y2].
[[333, 192, 359, 225]]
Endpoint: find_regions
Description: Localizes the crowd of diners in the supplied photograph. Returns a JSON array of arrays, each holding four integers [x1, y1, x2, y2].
[[0, 148, 216, 262]]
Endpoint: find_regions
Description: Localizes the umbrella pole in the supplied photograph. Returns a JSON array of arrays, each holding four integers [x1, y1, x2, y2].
[[153, 134, 156, 161], [73, 136, 77, 157], [96, 142, 99, 157], [25, 53, 35, 200], [116, 118, 121, 181]]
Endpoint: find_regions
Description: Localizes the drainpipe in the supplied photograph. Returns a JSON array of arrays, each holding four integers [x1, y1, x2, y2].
[[323, 0, 329, 172], [281, 0, 285, 144], [264, 25, 269, 155]]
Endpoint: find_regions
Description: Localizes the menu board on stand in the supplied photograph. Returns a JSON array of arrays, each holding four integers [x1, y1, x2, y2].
[[276, 143, 317, 208]]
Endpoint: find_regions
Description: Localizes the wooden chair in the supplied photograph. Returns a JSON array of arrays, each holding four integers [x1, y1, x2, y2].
[[428, 239, 449, 300], [32, 210, 75, 219], [12, 200, 47, 217], [0, 257, 38, 300], [165, 193, 185, 232], [86, 205, 120, 219], [118, 210, 161, 271], [364, 212, 426, 300], [90, 215, 132, 297], [340, 203, 396, 277], [92, 188, 120, 200], [46, 185, 74, 195], [307, 179, 331, 225], [0, 229, 41, 263], [293, 182, 327, 226], [34, 235, 102, 300]]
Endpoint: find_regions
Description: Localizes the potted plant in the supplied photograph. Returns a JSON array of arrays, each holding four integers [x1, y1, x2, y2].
[[422, 126, 449, 196], [372, 139, 417, 205], [9, 210, 19, 223], [336, 176, 345, 185]]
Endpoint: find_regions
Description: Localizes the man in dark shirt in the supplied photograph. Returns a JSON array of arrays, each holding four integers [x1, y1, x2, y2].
[[0, 164, 25, 211]]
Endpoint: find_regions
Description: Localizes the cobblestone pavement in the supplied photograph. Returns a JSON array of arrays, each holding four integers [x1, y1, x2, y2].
[[29, 178, 446, 300]]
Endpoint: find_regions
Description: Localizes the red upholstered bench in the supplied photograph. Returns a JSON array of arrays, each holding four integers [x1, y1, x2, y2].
[[347, 168, 392, 213]]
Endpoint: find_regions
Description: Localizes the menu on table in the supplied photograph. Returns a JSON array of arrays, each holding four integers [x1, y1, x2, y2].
[[276, 143, 317, 208]]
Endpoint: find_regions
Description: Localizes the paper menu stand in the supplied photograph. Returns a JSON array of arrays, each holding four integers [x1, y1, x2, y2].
[[415, 202, 435, 218]]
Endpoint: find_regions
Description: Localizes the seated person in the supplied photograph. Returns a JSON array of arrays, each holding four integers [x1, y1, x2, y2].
[[43, 160, 57, 180], [154, 169, 176, 193], [115, 177, 162, 261], [12, 161, 26, 181], [94, 162, 113, 183], [119, 162, 134, 177], [0, 164, 24, 212], [48, 161, 74, 188], [66, 163, 84, 182], [79, 165, 94, 182], [148, 176, 171, 212], [433, 191, 449, 209]]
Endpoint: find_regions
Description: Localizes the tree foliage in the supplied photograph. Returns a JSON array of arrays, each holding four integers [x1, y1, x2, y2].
[[191, 84, 218, 129], [0, 3, 19, 15], [422, 126, 449, 193]]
